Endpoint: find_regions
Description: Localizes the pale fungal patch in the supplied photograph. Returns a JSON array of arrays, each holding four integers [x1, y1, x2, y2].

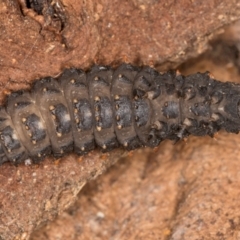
[[24, 158, 32, 165], [63, 113, 71, 122]]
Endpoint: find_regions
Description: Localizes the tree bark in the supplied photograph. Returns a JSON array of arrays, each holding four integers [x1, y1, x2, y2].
[[0, 0, 240, 239]]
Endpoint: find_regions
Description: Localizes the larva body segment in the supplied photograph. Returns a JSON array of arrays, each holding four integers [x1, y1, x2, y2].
[[0, 63, 240, 165], [88, 66, 119, 151], [213, 81, 240, 133], [111, 64, 142, 150], [33, 77, 73, 158], [6, 91, 51, 163], [58, 68, 95, 155], [0, 106, 28, 164], [149, 71, 183, 143]]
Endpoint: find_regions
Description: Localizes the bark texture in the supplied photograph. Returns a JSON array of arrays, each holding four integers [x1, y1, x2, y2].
[[0, 0, 240, 239], [31, 131, 240, 240]]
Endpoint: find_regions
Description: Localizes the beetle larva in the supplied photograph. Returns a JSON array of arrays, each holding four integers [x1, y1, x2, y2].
[[0, 63, 239, 165]]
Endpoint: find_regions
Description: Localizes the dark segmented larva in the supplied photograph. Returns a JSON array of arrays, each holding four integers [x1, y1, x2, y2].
[[0, 63, 240, 165]]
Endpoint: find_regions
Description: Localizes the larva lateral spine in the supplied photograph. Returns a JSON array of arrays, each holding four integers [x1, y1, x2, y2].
[[0, 63, 240, 165]]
